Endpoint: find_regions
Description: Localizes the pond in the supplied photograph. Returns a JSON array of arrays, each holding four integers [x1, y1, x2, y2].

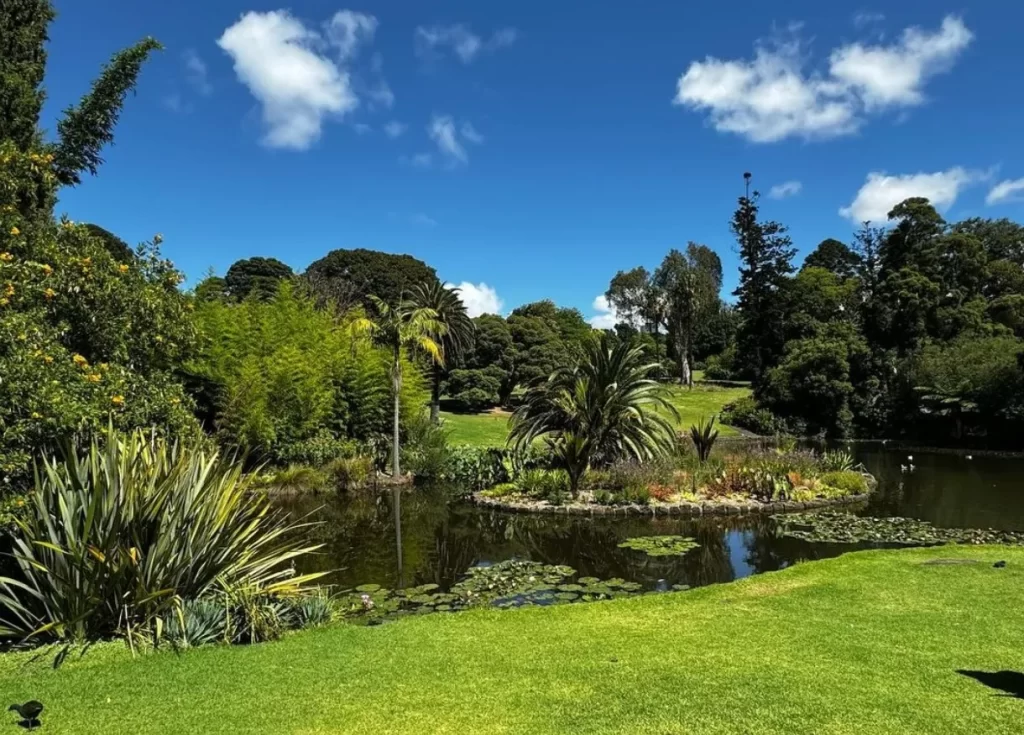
[[276, 443, 1024, 597]]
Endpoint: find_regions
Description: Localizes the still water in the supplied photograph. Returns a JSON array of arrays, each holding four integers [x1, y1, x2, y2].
[[277, 444, 1024, 594]]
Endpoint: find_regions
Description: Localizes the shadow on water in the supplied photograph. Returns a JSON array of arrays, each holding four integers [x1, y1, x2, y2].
[[957, 670, 1024, 699], [274, 444, 1024, 594]]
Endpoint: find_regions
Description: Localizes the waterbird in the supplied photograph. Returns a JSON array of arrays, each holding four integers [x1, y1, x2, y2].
[[8, 701, 43, 729], [994, 560, 1007, 569]]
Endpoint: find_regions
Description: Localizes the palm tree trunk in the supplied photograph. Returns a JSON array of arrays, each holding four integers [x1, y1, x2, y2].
[[392, 358, 402, 478], [430, 364, 441, 424]]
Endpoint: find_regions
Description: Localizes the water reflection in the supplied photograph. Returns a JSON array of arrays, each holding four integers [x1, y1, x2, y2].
[[277, 444, 1024, 594]]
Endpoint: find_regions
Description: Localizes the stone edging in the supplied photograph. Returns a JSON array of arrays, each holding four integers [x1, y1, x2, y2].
[[469, 492, 872, 517]]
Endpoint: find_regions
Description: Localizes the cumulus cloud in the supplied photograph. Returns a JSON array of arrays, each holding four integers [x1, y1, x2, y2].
[[674, 15, 972, 142], [183, 49, 212, 95], [986, 178, 1024, 206], [588, 295, 620, 330], [218, 10, 373, 149], [840, 167, 979, 223], [453, 282, 503, 317], [769, 180, 802, 199], [415, 24, 517, 63], [383, 121, 407, 138], [428, 115, 482, 165]]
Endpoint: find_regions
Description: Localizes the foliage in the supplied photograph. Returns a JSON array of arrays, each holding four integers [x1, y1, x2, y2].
[[400, 414, 451, 480], [508, 334, 678, 496], [720, 397, 783, 436], [305, 248, 438, 312], [224, 257, 293, 301], [189, 283, 426, 464], [802, 238, 861, 280], [356, 295, 445, 477], [446, 366, 506, 411], [617, 536, 699, 557], [819, 470, 869, 495], [439, 446, 513, 491], [257, 465, 329, 494], [689, 416, 719, 462], [0, 428, 324, 647], [731, 183, 796, 380], [775, 511, 1024, 546], [819, 450, 856, 472], [514, 469, 570, 503], [325, 456, 373, 488], [410, 280, 474, 421]]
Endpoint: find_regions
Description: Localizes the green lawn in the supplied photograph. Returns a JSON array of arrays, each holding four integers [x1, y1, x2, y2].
[[441, 381, 752, 447], [4, 546, 1023, 733]]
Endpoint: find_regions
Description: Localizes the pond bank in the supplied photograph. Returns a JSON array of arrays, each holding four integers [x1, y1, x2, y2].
[[4, 546, 1022, 734]]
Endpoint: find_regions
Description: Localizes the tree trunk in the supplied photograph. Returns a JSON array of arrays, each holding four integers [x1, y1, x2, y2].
[[430, 365, 441, 424], [392, 360, 402, 478], [677, 335, 692, 388]]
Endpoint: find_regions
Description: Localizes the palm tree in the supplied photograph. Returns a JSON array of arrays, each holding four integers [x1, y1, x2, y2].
[[356, 295, 446, 477], [410, 281, 475, 423], [508, 334, 678, 497]]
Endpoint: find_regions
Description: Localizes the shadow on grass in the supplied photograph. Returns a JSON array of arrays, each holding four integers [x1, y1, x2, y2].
[[957, 669, 1024, 699]]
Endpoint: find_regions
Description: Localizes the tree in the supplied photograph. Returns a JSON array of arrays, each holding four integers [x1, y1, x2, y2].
[[224, 257, 293, 301], [731, 181, 796, 380], [852, 223, 885, 299], [306, 248, 438, 311], [803, 238, 861, 280], [451, 314, 514, 408], [357, 297, 444, 477], [508, 334, 677, 497], [604, 267, 655, 331], [83, 223, 133, 262], [653, 244, 722, 386], [0, 3, 196, 487], [410, 281, 474, 422]]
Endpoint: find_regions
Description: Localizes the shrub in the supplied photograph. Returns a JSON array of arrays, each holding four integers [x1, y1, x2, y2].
[[401, 416, 451, 480], [325, 456, 373, 489], [689, 416, 719, 462], [647, 484, 675, 502], [0, 428, 325, 648], [720, 397, 784, 436], [819, 449, 856, 472], [819, 470, 869, 496], [439, 446, 511, 491], [704, 346, 737, 381], [480, 482, 518, 499], [515, 469, 570, 503], [260, 465, 329, 494], [277, 430, 355, 467], [616, 484, 651, 505], [160, 598, 228, 649], [285, 592, 335, 629]]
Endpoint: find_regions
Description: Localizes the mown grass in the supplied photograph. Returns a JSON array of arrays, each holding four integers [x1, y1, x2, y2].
[[4, 546, 1023, 734], [441, 382, 752, 447]]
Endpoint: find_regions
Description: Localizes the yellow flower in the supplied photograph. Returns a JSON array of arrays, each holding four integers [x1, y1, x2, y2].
[[43, 288, 55, 300], [111, 395, 125, 407], [3, 284, 13, 297], [72, 354, 89, 368], [17, 333, 26, 341], [0, 252, 12, 262], [0, 298, 8, 307], [43, 355, 53, 364], [98, 362, 109, 372], [31, 412, 42, 420], [85, 373, 102, 383], [41, 264, 53, 276], [9, 227, 20, 236], [118, 264, 129, 274]]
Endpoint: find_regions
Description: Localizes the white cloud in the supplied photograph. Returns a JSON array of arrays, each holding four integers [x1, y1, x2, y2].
[[453, 282, 502, 317], [428, 115, 483, 165], [769, 180, 802, 199], [840, 167, 979, 223], [853, 12, 885, 29], [588, 295, 620, 330], [218, 10, 365, 150], [674, 15, 972, 142], [324, 10, 378, 60], [986, 178, 1024, 206], [367, 80, 394, 109], [411, 213, 438, 227], [183, 49, 212, 95], [460, 122, 484, 144], [384, 121, 407, 138], [415, 24, 517, 64]]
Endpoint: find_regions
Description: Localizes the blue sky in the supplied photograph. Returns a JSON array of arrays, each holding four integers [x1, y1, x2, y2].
[[43, 1, 1024, 324]]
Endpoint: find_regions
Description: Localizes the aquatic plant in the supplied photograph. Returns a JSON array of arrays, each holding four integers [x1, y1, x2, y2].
[[775, 511, 1024, 547], [618, 536, 700, 557]]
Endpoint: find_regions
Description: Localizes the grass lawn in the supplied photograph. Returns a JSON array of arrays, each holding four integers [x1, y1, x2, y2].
[[440, 381, 752, 447], [4, 546, 1023, 734]]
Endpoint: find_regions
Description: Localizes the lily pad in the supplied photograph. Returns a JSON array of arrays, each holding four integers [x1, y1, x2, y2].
[[774, 511, 1024, 547], [618, 535, 700, 557]]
